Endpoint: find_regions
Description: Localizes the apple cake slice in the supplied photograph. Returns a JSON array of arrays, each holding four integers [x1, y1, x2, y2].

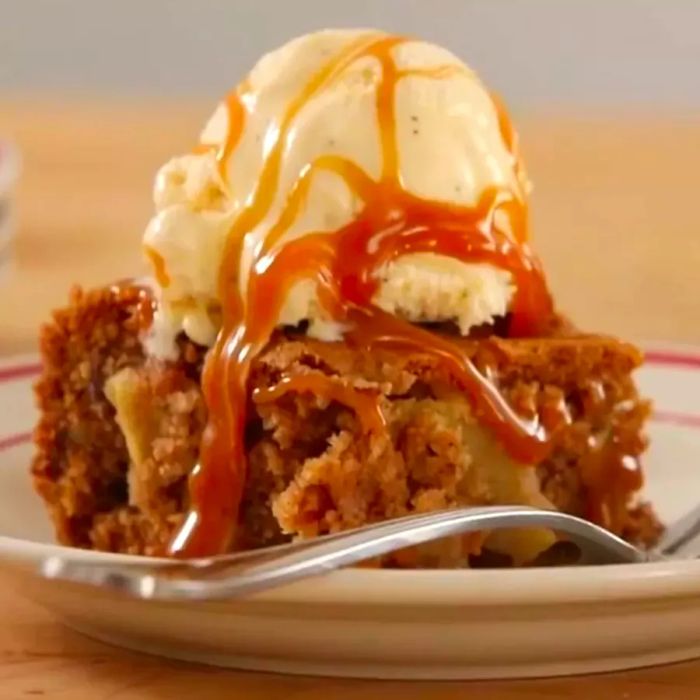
[[31, 284, 660, 565]]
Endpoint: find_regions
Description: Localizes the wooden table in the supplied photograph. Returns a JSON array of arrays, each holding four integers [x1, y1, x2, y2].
[[1, 100, 699, 697]]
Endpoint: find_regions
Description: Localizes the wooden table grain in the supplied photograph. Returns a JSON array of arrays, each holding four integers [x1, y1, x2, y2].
[[0, 100, 699, 698]]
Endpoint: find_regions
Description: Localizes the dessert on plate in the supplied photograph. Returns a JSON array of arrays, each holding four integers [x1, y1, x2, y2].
[[32, 29, 661, 565]]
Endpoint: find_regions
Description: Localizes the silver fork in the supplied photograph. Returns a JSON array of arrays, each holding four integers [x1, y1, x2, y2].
[[41, 504, 700, 602]]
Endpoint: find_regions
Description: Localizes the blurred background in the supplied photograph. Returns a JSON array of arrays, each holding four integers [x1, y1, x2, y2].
[[1, 0, 699, 354], [4, 0, 700, 104]]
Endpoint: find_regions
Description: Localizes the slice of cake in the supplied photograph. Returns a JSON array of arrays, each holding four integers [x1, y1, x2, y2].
[[32, 29, 661, 564], [32, 284, 660, 564]]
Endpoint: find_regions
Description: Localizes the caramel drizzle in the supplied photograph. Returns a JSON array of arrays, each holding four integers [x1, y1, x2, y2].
[[144, 246, 170, 288], [579, 382, 645, 534], [194, 82, 249, 184], [169, 33, 553, 557]]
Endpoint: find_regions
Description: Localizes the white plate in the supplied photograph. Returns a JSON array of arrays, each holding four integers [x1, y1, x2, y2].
[[0, 141, 20, 275], [1, 348, 700, 680]]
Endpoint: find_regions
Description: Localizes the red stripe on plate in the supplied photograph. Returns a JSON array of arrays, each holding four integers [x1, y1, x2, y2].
[[0, 432, 32, 451], [645, 350, 700, 369], [0, 363, 42, 383], [653, 411, 700, 429]]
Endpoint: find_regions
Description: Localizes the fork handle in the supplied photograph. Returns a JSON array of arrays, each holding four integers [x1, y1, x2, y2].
[[44, 506, 648, 601]]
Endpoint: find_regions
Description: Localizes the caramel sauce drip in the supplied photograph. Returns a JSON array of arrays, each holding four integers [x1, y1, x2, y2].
[[169, 34, 554, 557], [578, 381, 645, 533], [144, 247, 170, 289], [584, 448, 644, 533], [193, 83, 248, 183]]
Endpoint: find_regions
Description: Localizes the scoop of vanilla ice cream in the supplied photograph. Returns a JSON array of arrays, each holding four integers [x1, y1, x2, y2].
[[143, 29, 526, 357]]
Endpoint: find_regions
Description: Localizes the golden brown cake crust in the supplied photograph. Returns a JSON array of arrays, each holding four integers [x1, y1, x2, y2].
[[32, 285, 661, 562]]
